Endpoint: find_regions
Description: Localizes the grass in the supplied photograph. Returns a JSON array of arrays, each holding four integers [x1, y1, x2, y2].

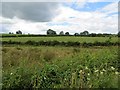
[[2, 45, 119, 88], [1, 36, 118, 43]]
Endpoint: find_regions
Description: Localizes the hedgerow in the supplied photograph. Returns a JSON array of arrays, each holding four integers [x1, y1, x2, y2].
[[1, 40, 120, 47]]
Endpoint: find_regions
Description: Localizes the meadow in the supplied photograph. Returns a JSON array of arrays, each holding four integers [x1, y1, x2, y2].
[[1, 36, 119, 89], [2, 36, 118, 43]]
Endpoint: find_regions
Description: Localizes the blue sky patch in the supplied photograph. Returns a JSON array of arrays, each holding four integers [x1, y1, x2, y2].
[[63, 2, 113, 12]]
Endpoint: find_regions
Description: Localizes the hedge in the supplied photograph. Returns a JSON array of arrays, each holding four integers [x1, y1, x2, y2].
[[1, 40, 120, 47]]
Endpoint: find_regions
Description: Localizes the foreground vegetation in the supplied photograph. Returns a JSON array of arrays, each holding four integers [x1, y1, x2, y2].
[[2, 45, 119, 88]]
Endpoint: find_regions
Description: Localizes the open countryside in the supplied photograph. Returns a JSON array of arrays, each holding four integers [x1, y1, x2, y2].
[[1, 1, 119, 89], [1, 30, 119, 88]]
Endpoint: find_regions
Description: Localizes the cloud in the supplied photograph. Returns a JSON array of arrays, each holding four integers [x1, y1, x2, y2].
[[1, 2, 118, 34], [99, 2, 118, 14], [50, 3, 118, 34], [1, 2, 60, 22]]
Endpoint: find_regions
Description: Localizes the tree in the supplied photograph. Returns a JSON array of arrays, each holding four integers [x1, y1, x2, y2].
[[80, 32, 84, 35], [80, 31, 89, 36], [9, 32, 14, 34], [59, 31, 64, 35], [65, 32, 69, 35], [74, 33, 79, 36], [16, 30, 22, 34], [90, 33, 96, 37], [83, 31, 89, 35], [9, 32, 12, 34], [47, 29, 56, 35]]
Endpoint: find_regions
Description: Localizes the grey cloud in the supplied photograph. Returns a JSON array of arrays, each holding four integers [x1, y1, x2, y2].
[[1, 2, 60, 22]]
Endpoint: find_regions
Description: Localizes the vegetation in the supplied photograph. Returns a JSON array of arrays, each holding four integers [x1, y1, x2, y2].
[[2, 36, 118, 43], [47, 29, 57, 35], [2, 46, 119, 88], [1, 40, 120, 47], [16, 30, 22, 34], [1, 33, 119, 89]]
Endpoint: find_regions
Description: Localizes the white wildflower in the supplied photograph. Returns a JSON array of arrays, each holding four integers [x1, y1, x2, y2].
[[80, 70, 83, 73], [10, 73, 13, 75], [100, 71, 103, 75], [111, 66, 115, 70], [115, 72, 119, 75], [85, 66, 88, 70], [44, 77, 46, 80], [94, 70, 99, 73], [88, 73, 90, 76], [102, 69, 106, 72]]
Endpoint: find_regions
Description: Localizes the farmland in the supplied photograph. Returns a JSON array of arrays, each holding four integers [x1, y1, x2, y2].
[[2, 36, 118, 43], [1, 35, 119, 89]]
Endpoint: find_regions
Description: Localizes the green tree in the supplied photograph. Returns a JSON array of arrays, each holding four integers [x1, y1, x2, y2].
[[16, 30, 22, 34], [80, 31, 89, 35], [65, 32, 69, 35], [59, 31, 64, 35], [47, 29, 57, 35]]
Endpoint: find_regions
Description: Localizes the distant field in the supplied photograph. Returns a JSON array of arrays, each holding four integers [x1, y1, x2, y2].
[[1, 36, 118, 43]]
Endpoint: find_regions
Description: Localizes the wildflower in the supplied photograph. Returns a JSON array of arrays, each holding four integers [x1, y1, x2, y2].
[[115, 72, 119, 75], [100, 71, 103, 75], [85, 66, 88, 70], [44, 77, 46, 80], [111, 66, 115, 70], [94, 70, 99, 73], [10, 73, 13, 75], [88, 73, 90, 76], [102, 69, 106, 72], [80, 70, 83, 73]]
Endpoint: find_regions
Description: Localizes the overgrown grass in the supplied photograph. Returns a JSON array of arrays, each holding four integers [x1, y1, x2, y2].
[[2, 46, 119, 88]]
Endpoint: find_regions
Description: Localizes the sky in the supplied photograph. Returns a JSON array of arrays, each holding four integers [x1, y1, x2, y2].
[[0, 0, 119, 34]]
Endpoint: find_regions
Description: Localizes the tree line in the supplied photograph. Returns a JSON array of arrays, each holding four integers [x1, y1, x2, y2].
[[8, 29, 120, 37]]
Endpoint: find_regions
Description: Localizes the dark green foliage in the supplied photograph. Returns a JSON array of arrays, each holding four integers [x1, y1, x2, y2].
[[65, 32, 70, 35], [80, 31, 89, 36], [16, 30, 22, 34], [74, 33, 79, 36], [47, 29, 57, 35], [1, 40, 119, 47]]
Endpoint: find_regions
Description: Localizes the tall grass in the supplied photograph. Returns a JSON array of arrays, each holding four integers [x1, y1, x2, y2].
[[2, 46, 119, 88]]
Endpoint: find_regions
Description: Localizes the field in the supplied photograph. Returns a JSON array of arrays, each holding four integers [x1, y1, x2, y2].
[[2, 36, 118, 43], [1, 36, 119, 89]]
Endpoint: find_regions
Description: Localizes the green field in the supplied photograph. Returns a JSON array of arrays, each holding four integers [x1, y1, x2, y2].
[[1, 36, 119, 88], [2, 36, 118, 43]]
